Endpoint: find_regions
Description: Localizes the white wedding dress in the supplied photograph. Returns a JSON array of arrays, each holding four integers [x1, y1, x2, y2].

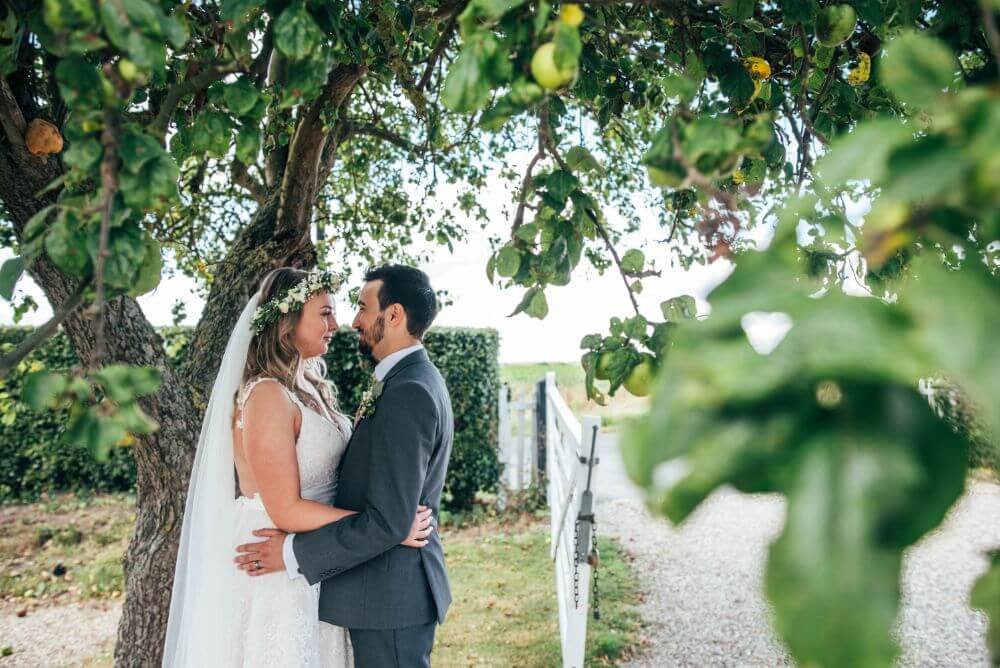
[[163, 291, 355, 667], [230, 377, 354, 667]]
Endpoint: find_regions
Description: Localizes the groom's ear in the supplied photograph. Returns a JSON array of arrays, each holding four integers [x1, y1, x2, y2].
[[387, 302, 407, 328]]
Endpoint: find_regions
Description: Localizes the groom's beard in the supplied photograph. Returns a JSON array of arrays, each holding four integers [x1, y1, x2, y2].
[[357, 313, 386, 361]]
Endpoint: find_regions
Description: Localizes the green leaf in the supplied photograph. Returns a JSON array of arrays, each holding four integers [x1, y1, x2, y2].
[[485, 254, 496, 284], [119, 127, 167, 175], [565, 146, 603, 174], [189, 110, 235, 158], [235, 124, 261, 165], [880, 31, 957, 108], [85, 225, 148, 291], [118, 148, 179, 213], [96, 364, 163, 403], [220, 0, 259, 24], [882, 135, 967, 203], [660, 295, 696, 321], [274, 0, 324, 60], [22, 370, 68, 411], [766, 409, 965, 667], [478, 100, 515, 131], [724, 0, 756, 21], [552, 22, 581, 71], [55, 56, 106, 109], [496, 245, 522, 277], [624, 315, 647, 339], [458, 0, 526, 37], [901, 257, 1000, 437], [970, 553, 1000, 665], [442, 33, 497, 112], [779, 0, 817, 23], [129, 235, 162, 297], [620, 245, 970, 668], [0, 256, 24, 301], [63, 137, 102, 172], [541, 170, 578, 207], [620, 249, 645, 274], [816, 119, 912, 188], [509, 286, 548, 319], [45, 214, 92, 277], [514, 222, 538, 243], [717, 59, 755, 109], [223, 78, 260, 116]]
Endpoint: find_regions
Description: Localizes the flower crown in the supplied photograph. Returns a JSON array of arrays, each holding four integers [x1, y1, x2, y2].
[[251, 269, 347, 335]]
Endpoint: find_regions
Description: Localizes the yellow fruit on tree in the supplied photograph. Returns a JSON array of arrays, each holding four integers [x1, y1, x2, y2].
[[531, 42, 577, 91], [742, 56, 772, 81], [848, 52, 871, 86], [559, 4, 584, 27], [623, 355, 655, 397]]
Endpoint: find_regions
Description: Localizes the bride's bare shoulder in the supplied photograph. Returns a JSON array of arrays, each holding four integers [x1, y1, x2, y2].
[[238, 377, 296, 426]]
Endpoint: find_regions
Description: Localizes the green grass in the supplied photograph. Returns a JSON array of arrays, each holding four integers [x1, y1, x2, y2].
[[437, 518, 643, 666], [3, 495, 644, 667], [0, 493, 133, 605], [501, 362, 649, 429]]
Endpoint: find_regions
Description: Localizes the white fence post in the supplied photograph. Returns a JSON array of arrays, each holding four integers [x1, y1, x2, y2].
[[496, 382, 537, 491], [545, 371, 601, 668], [498, 383, 510, 487]]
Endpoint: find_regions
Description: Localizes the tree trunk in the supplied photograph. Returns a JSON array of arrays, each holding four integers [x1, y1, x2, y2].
[[0, 59, 363, 666], [0, 146, 202, 666]]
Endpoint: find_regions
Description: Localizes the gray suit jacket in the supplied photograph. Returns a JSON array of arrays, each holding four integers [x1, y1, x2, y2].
[[292, 348, 454, 629]]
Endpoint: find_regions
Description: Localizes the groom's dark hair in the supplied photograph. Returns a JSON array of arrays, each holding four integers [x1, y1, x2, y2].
[[364, 264, 438, 339]]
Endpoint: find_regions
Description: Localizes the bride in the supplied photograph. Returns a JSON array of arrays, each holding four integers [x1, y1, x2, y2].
[[162, 267, 433, 667]]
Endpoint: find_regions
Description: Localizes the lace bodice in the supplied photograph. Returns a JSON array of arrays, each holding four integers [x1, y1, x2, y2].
[[235, 377, 351, 502]]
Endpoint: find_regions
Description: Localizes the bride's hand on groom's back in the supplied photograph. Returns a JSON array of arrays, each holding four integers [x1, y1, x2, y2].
[[401, 505, 434, 548]]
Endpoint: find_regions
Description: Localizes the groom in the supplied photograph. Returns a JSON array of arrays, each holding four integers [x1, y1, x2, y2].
[[237, 265, 453, 667]]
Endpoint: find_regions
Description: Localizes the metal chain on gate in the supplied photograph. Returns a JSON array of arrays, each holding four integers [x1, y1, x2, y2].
[[572, 424, 601, 620], [589, 516, 600, 620], [573, 516, 581, 608]]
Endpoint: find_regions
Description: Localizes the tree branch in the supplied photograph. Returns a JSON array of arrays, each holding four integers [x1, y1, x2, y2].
[[231, 158, 267, 205], [348, 122, 422, 153], [91, 80, 124, 367], [0, 77, 28, 155], [148, 62, 240, 142], [594, 216, 642, 316], [0, 279, 89, 379], [416, 11, 459, 92], [276, 63, 366, 238], [511, 119, 546, 236], [981, 0, 1000, 73]]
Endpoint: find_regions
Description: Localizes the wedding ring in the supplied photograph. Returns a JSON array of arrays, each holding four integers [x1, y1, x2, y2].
[[254, 560, 262, 570]]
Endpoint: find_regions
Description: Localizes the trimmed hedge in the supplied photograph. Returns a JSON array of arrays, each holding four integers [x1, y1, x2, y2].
[[0, 326, 500, 508]]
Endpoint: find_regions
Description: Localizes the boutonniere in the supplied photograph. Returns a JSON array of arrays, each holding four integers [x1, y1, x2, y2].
[[354, 377, 384, 424]]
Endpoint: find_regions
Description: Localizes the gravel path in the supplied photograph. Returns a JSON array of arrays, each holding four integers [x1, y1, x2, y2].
[[596, 433, 1000, 668], [0, 601, 119, 667]]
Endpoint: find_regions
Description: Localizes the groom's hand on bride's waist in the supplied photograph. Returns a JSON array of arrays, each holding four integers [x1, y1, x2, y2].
[[235, 528, 287, 576]]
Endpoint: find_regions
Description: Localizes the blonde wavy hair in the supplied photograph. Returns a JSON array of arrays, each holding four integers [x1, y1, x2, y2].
[[236, 267, 348, 429]]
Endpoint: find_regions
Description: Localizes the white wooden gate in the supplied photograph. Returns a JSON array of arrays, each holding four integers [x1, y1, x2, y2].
[[544, 372, 601, 668], [495, 373, 602, 666], [497, 383, 536, 490]]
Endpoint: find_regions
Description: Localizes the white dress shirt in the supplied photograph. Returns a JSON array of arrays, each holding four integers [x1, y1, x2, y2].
[[283, 343, 425, 579]]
